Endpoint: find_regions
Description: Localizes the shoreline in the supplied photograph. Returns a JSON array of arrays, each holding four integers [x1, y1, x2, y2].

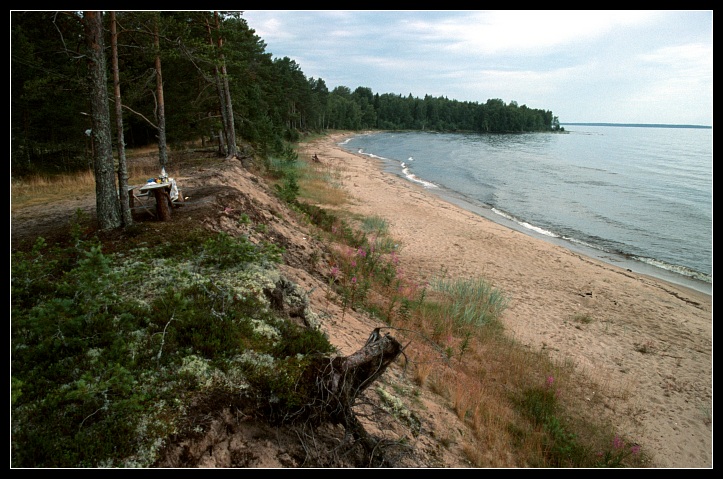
[[424, 182, 712, 296], [338, 133, 711, 297], [301, 131, 712, 468]]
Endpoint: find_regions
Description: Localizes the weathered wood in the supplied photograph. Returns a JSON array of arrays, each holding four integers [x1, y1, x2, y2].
[[315, 329, 404, 465], [338, 330, 402, 396], [152, 188, 172, 221], [255, 327, 404, 466]]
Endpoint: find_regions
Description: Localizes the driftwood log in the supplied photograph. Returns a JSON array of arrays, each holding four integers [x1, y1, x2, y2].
[[279, 328, 404, 466], [322, 329, 404, 464]]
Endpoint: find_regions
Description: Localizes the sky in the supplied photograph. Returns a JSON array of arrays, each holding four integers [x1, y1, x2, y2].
[[241, 10, 713, 126]]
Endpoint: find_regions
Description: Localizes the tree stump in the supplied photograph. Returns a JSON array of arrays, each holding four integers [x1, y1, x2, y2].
[[310, 329, 405, 465]]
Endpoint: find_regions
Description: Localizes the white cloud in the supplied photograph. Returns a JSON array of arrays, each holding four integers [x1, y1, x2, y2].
[[242, 10, 713, 125]]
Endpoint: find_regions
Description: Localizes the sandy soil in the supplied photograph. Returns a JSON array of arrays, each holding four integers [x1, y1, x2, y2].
[[11, 134, 712, 468], [11, 153, 477, 468], [299, 132, 712, 468]]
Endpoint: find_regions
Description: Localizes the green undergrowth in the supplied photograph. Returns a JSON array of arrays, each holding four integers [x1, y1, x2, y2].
[[11, 226, 334, 467]]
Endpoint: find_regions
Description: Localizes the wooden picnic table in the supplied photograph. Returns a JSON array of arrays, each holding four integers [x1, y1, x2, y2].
[[139, 181, 173, 221]]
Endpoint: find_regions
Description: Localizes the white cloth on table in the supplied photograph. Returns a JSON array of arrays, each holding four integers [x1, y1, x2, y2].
[[169, 178, 179, 201]]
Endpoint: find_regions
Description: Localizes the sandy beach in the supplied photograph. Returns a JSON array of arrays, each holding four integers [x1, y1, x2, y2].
[[299, 132, 713, 468]]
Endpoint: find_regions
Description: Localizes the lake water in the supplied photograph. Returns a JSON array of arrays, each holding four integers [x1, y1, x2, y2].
[[338, 126, 712, 294]]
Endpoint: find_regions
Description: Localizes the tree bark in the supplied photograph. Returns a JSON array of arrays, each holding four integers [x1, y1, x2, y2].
[[204, 17, 229, 158], [83, 11, 121, 231], [209, 11, 238, 158], [153, 17, 169, 170], [213, 12, 237, 159], [110, 11, 133, 227]]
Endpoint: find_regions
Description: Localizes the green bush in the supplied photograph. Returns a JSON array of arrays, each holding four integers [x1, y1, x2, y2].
[[200, 232, 284, 268], [10, 228, 328, 467]]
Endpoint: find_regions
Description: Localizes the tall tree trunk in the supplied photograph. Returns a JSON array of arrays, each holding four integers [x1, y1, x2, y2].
[[153, 18, 168, 170], [110, 11, 132, 227], [83, 11, 121, 231], [217, 128, 226, 157], [205, 17, 229, 157], [216, 79, 229, 157], [214, 12, 237, 159]]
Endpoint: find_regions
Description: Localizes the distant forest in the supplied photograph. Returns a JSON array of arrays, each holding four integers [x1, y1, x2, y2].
[[11, 11, 563, 177], [562, 123, 711, 129]]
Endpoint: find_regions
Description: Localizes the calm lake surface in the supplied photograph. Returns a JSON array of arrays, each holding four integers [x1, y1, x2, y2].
[[339, 125, 712, 294]]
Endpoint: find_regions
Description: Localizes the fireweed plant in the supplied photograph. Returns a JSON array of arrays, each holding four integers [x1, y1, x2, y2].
[[326, 234, 410, 321]]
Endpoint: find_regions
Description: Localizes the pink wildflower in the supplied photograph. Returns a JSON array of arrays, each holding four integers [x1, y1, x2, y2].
[[613, 436, 624, 450]]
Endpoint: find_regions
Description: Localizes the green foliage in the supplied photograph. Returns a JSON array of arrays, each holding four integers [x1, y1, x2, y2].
[[517, 382, 585, 467], [200, 231, 284, 268], [12, 240, 162, 467], [237, 318, 334, 425], [514, 377, 647, 467], [430, 276, 508, 330], [281, 143, 299, 162], [10, 223, 326, 467], [275, 174, 300, 204], [266, 143, 302, 204], [272, 320, 336, 358], [315, 213, 412, 321], [297, 202, 338, 232], [11, 11, 561, 179], [240, 354, 316, 424], [592, 436, 645, 468], [147, 285, 261, 362], [361, 214, 389, 235], [11, 237, 61, 310], [520, 384, 559, 426]]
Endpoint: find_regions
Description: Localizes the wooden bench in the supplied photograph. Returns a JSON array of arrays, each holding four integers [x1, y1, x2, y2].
[[125, 179, 186, 221], [126, 185, 156, 218], [139, 182, 173, 221]]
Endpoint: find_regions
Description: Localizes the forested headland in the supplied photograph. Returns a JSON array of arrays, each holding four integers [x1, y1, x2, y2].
[[11, 11, 563, 179]]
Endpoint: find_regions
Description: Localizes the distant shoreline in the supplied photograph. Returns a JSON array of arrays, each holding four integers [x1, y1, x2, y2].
[[561, 122, 711, 129]]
